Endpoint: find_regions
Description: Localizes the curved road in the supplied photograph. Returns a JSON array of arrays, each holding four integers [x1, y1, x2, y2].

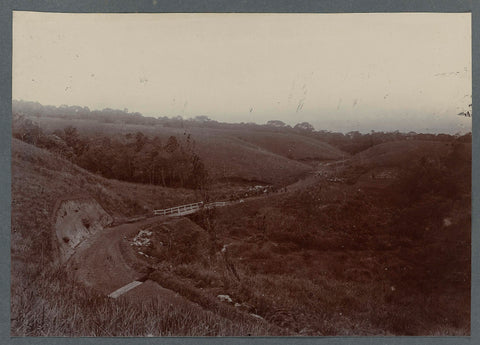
[[68, 165, 332, 299], [69, 216, 166, 296], [68, 216, 235, 315]]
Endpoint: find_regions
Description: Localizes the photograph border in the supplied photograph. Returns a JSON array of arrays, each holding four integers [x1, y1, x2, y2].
[[1, 1, 478, 344]]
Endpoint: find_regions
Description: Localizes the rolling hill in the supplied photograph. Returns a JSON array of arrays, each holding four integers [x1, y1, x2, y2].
[[28, 116, 348, 185], [348, 139, 471, 169]]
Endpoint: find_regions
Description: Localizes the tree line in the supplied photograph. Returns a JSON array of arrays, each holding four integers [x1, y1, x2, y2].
[[13, 100, 471, 156], [12, 112, 208, 189]]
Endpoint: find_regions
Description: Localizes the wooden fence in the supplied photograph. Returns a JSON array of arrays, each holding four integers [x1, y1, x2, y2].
[[153, 201, 230, 217]]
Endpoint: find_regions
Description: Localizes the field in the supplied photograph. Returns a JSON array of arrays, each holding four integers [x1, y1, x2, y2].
[[10, 115, 471, 336]]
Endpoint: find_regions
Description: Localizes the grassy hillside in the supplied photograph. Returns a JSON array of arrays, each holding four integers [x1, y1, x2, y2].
[[115, 135, 470, 335], [12, 139, 198, 221], [29, 116, 347, 185], [224, 128, 347, 161], [179, 154, 471, 335], [348, 140, 470, 168], [11, 134, 471, 335], [333, 140, 472, 188], [11, 139, 276, 336]]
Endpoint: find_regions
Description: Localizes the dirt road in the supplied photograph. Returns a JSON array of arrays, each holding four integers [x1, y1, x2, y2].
[[68, 166, 332, 298], [69, 216, 165, 296], [68, 215, 240, 315]]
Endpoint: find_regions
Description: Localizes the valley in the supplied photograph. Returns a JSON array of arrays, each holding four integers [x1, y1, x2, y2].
[[10, 104, 471, 336]]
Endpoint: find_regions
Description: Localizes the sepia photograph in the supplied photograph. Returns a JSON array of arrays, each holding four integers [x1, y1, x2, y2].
[[10, 11, 472, 336]]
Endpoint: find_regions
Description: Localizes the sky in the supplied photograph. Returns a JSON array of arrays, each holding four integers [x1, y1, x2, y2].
[[13, 12, 472, 134]]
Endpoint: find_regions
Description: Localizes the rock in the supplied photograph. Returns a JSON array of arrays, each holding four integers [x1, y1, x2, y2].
[[217, 294, 233, 303]]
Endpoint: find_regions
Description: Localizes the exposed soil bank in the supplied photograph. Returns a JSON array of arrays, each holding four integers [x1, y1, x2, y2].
[[53, 197, 113, 262]]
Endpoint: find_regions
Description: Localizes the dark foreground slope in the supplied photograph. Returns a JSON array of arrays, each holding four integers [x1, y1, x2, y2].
[[11, 139, 276, 336]]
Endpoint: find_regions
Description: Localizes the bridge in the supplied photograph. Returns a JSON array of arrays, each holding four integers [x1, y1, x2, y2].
[[153, 201, 229, 217]]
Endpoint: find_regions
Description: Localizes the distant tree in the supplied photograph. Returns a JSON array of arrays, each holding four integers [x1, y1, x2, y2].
[[12, 113, 43, 145], [294, 122, 314, 132], [266, 120, 286, 127], [39, 134, 74, 159], [346, 131, 362, 140], [189, 153, 208, 189], [134, 132, 147, 152], [165, 136, 179, 153], [63, 126, 78, 140], [193, 115, 210, 122], [62, 126, 86, 155], [436, 133, 453, 142]]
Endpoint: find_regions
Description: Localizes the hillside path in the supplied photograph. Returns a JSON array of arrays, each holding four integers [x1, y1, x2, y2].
[[69, 163, 335, 298], [69, 216, 167, 296]]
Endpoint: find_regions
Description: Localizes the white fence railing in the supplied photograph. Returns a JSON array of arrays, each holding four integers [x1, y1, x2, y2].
[[153, 201, 204, 216], [205, 201, 228, 208], [153, 200, 230, 217]]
